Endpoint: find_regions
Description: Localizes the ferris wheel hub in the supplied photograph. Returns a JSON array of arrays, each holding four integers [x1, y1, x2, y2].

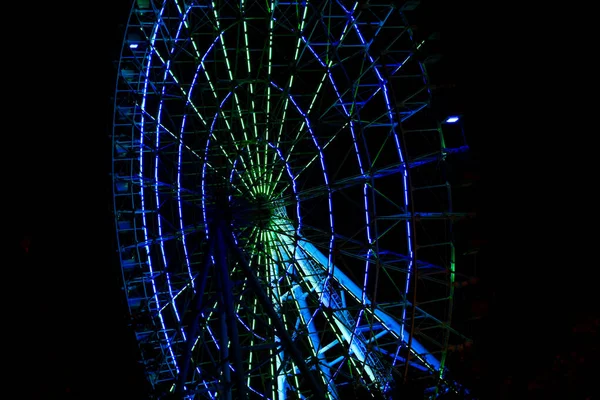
[[229, 192, 275, 230]]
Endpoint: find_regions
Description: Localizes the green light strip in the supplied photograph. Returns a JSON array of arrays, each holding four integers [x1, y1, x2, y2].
[[266, 2, 274, 136], [240, 0, 265, 194], [162, 1, 256, 192], [209, 1, 258, 189], [246, 225, 261, 389], [262, 3, 276, 197], [266, 2, 310, 197]]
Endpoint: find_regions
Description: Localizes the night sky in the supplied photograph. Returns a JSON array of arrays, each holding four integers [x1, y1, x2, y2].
[[11, 1, 596, 398]]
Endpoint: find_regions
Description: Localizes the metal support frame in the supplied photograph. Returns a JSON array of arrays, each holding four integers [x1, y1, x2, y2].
[[175, 214, 327, 400], [112, 1, 473, 398]]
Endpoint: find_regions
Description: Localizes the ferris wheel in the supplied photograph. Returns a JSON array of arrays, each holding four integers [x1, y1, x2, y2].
[[112, 0, 473, 398]]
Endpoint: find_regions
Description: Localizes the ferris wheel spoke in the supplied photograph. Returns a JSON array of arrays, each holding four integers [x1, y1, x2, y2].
[[177, 5, 262, 189], [210, 24, 249, 139], [267, 6, 359, 193], [271, 2, 310, 149], [240, 0, 268, 190]]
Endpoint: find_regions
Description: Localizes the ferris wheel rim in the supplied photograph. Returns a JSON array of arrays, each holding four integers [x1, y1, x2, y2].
[[112, 1, 470, 398]]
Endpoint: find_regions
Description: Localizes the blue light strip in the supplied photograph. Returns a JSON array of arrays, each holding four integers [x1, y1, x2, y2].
[[138, 0, 179, 378], [154, 3, 195, 354], [342, 2, 414, 346], [281, 87, 335, 297], [175, 0, 196, 302], [300, 36, 326, 67], [155, 67, 175, 310], [269, 82, 325, 238]]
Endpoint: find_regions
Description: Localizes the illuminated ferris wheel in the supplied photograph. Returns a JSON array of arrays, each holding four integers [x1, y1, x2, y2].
[[112, 0, 473, 398]]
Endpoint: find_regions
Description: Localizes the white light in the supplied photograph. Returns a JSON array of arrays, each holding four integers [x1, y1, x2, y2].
[[129, 43, 139, 49], [445, 116, 459, 123]]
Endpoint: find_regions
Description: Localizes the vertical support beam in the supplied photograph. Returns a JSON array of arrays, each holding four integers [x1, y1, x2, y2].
[[215, 220, 247, 400], [175, 234, 214, 398], [217, 279, 232, 400], [175, 218, 248, 399]]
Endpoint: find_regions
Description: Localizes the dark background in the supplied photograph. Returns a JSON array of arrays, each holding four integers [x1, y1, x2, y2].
[[10, 1, 596, 398]]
